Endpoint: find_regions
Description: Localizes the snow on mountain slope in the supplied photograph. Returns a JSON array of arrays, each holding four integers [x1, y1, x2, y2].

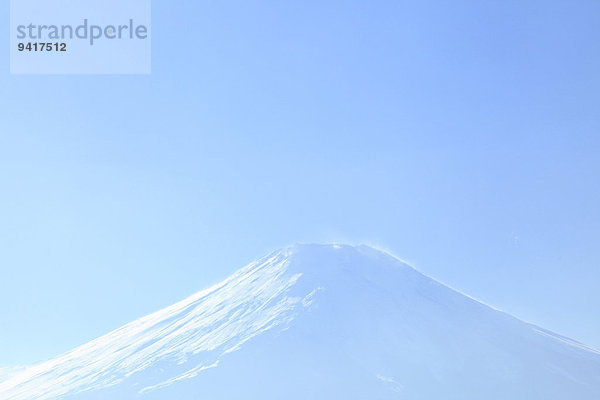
[[1, 244, 599, 400], [0, 367, 27, 384]]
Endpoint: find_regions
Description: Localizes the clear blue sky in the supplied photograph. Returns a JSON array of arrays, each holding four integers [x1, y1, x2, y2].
[[1, 0, 599, 365]]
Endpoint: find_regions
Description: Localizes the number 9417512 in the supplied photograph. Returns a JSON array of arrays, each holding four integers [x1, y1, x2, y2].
[[18, 42, 67, 52]]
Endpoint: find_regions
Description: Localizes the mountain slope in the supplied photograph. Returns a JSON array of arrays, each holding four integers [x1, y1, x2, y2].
[[1, 244, 599, 400]]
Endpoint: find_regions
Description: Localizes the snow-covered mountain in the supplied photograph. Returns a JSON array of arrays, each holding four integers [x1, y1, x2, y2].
[[1, 244, 599, 400]]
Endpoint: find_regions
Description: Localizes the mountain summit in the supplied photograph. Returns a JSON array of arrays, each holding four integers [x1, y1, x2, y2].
[[1, 244, 599, 400]]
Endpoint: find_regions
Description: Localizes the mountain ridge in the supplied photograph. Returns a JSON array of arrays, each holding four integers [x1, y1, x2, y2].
[[1, 243, 599, 400]]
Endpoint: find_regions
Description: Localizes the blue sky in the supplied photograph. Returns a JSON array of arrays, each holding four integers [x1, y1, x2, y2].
[[1, 0, 599, 365]]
